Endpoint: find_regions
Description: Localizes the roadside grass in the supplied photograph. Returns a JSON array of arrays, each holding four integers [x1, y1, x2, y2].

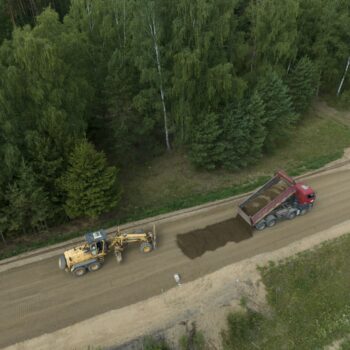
[[143, 337, 170, 350], [324, 92, 350, 111], [1, 103, 350, 259], [142, 331, 206, 350], [120, 109, 350, 214], [341, 338, 350, 350], [223, 233, 350, 350]]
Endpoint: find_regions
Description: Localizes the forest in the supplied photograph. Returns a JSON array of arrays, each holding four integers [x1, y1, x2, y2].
[[0, 0, 349, 240]]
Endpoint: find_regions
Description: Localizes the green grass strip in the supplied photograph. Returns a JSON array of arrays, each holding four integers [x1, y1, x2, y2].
[[223, 234, 350, 350]]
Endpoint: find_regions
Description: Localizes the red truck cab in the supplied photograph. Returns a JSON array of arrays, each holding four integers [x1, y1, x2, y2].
[[294, 183, 316, 206]]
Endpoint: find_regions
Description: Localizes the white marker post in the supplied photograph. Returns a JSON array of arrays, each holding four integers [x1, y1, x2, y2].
[[174, 273, 182, 286]]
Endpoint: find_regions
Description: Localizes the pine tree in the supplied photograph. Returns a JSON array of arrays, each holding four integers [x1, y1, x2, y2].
[[287, 57, 318, 114], [4, 162, 50, 235], [59, 140, 121, 219], [0, 1, 12, 43], [190, 112, 224, 170], [222, 104, 250, 170], [258, 71, 297, 149], [244, 91, 266, 164], [222, 91, 266, 170]]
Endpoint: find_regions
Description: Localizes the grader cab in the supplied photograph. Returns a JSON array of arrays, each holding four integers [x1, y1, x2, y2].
[[58, 226, 156, 277]]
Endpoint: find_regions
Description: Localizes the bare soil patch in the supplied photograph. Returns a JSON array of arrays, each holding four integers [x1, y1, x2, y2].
[[177, 216, 252, 259]]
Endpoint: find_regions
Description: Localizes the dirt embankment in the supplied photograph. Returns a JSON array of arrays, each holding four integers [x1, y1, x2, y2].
[[177, 216, 252, 259]]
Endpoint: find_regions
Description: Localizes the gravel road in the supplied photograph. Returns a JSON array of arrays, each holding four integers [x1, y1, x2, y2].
[[1, 168, 350, 348]]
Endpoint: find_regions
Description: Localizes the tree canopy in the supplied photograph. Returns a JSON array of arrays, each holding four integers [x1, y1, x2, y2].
[[0, 0, 349, 238]]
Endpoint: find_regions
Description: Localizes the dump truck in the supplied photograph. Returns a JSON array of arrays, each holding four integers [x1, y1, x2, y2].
[[237, 170, 315, 230], [58, 226, 156, 277]]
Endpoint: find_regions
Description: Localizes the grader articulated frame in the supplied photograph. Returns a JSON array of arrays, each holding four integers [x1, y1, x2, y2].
[[58, 225, 157, 277]]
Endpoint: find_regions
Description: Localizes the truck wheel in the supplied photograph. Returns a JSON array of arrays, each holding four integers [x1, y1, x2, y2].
[[74, 267, 86, 277], [300, 207, 308, 216], [88, 262, 101, 272], [140, 242, 153, 253], [266, 218, 276, 227], [255, 221, 266, 231], [58, 255, 67, 270], [287, 211, 296, 220]]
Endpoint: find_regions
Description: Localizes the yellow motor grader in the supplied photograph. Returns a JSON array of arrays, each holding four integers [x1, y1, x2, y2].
[[58, 225, 156, 277]]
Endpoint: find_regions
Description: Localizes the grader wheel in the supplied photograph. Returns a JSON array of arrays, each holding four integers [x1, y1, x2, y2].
[[74, 267, 86, 277], [88, 262, 101, 272], [58, 255, 67, 270], [140, 242, 153, 253]]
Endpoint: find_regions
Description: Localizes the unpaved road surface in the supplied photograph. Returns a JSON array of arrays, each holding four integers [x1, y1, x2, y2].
[[1, 169, 350, 348]]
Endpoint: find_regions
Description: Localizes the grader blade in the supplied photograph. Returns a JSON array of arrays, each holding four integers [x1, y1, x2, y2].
[[152, 224, 157, 250]]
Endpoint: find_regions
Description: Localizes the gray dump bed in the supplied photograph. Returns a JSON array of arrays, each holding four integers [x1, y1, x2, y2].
[[238, 171, 296, 226]]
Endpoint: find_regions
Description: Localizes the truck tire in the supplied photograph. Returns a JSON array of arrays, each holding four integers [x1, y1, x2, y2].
[[300, 207, 308, 216], [266, 219, 276, 227], [287, 211, 297, 220], [266, 215, 277, 227], [255, 221, 266, 231], [140, 242, 153, 253], [74, 267, 87, 277], [88, 262, 101, 272], [58, 255, 67, 270]]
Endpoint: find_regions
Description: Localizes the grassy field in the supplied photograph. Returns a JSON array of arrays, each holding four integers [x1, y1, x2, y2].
[[223, 234, 350, 350], [341, 339, 350, 349], [1, 101, 350, 259]]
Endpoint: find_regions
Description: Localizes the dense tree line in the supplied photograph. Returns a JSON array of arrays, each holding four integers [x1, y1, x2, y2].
[[0, 0, 349, 238]]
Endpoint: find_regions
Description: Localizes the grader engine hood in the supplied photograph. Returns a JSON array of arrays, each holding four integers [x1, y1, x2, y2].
[[64, 244, 94, 268]]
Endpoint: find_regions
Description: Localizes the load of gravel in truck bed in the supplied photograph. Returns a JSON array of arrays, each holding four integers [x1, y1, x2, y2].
[[241, 180, 289, 216], [176, 216, 252, 259]]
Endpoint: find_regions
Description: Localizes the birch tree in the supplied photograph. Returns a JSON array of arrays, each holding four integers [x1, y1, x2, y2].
[[131, 0, 172, 150], [147, 4, 170, 151], [297, 0, 350, 90], [249, 0, 299, 71], [171, 0, 240, 143], [337, 57, 350, 96]]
